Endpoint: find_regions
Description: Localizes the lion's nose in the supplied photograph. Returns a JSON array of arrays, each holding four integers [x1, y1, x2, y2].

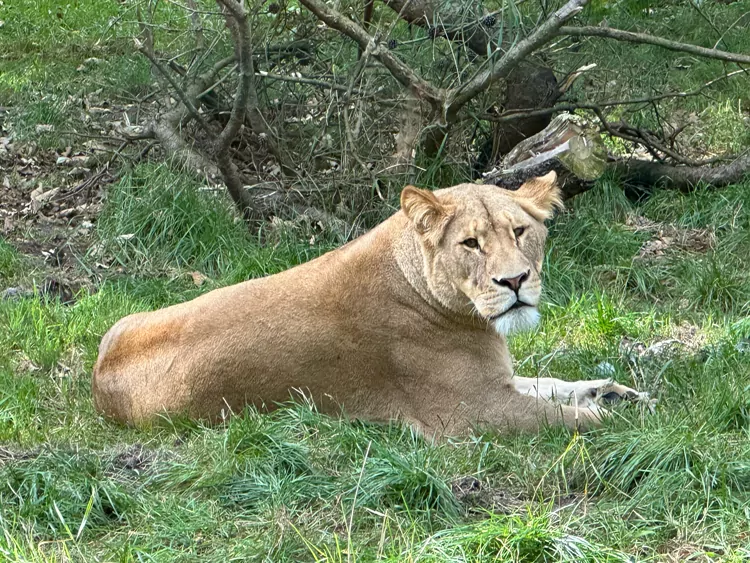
[[494, 270, 529, 293]]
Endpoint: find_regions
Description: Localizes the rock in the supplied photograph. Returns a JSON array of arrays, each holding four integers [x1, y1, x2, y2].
[[2, 287, 31, 301], [620, 337, 686, 365], [642, 339, 684, 361], [189, 271, 208, 287]]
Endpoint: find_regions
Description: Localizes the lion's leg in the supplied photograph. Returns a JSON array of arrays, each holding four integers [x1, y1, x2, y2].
[[425, 386, 605, 437], [491, 389, 605, 433], [478, 389, 606, 432]]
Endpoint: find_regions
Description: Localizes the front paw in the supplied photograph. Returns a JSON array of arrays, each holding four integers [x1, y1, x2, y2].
[[595, 381, 657, 413]]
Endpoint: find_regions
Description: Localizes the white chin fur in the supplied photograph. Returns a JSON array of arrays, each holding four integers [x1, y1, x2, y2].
[[493, 307, 540, 335]]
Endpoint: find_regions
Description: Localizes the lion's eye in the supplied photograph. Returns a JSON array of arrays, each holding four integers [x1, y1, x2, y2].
[[462, 238, 480, 249], [513, 227, 526, 238]]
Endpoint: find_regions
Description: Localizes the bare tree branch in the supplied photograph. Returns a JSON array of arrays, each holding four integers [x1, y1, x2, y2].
[[137, 40, 214, 136], [256, 71, 372, 96], [603, 118, 727, 167], [186, 0, 205, 50], [475, 68, 746, 123], [196, 56, 238, 98], [297, 0, 589, 126], [218, 0, 295, 176], [213, 0, 265, 218], [446, 0, 589, 118], [215, 2, 249, 153], [484, 116, 750, 197], [559, 25, 750, 65], [135, 9, 222, 178], [297, 0, 446, 109], [343, 42, 376, 177]]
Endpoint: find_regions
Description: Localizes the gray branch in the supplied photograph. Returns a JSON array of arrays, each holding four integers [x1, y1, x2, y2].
[[559, 25, 750, 65]]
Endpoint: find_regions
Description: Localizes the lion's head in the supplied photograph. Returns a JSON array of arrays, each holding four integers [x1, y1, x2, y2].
[[400, 172, 562, 334]]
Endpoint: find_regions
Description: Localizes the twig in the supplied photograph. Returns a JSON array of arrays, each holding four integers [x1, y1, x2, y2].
[[343, 42, 375, 178], [687, 0, 726, 49], [56, 168, 112, 202], [219, 0, 295, 176], [592, 107, 665, 162], [256, 71, 372, 96], [589, 108, 730, 167], [559, 25, 750, 65], [197, 63, 239, 99], [713, 11, 750, 50], [164, 0, 226, 16], [381, 0, 494, 56], [346, 441, 371, 563], [138, 141, 158, 160], [56, 140, 138, 202], [187, 30, 225, 76], [606, 120, 728, 167], [187, 0, 204, 49]]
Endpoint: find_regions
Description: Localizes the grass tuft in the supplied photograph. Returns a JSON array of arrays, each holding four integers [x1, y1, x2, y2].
[[420, 510, 632, 562], [96, 164, 255, 276]]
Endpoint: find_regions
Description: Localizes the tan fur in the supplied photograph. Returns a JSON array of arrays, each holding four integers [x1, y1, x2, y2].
[[93, 174, 611, 437]]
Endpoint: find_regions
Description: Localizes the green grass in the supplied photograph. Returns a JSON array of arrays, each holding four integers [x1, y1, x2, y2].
[[95, 163, 334, 283], [0, 0, 210, 149], [3, 167, 750, 560], [0, 240, 22, 283], [3, 0, 750, 560]]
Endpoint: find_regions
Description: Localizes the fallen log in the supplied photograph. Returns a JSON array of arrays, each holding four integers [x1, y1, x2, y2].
[[483, 113, 750, 199], [482, 114, 605, 199]]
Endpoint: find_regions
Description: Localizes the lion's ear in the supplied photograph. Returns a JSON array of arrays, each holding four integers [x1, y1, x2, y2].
[[401, 186, 453, 237], [512, 171, 564, 221]]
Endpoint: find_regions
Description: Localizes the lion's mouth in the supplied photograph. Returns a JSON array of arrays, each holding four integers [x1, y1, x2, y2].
[[488, 300, 532, 321]]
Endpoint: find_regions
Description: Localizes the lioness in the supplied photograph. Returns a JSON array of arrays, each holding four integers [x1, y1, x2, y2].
[[93, 172, 646, 436]]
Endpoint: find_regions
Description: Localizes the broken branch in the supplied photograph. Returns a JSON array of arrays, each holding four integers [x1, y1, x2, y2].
[[484, 114, 750, 198], [613, 152, 750, 192]]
